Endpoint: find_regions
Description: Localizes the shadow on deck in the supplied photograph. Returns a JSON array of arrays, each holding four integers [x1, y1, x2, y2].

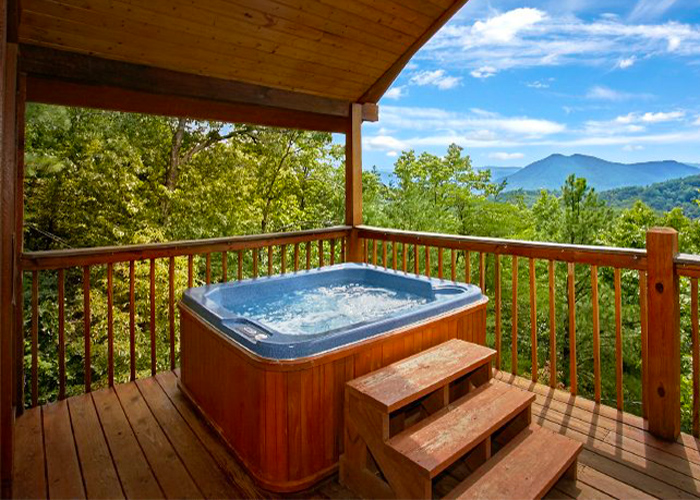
[[12, 370, 700, 499]]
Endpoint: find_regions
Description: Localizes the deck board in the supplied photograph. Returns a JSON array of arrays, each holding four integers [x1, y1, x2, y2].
[[12, 370, 700, 499]]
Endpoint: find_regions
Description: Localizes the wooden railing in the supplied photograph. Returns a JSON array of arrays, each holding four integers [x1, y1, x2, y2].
[[356, 225, 695, 440], [18, 226, 350, 408], [18, 223, 700, 440]]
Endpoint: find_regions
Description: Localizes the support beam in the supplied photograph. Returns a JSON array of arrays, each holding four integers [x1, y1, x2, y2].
[[345, 103, 363, 262], [20, 46, 378, 131], [0, 0, 19, 492], [646, 227, 681, 440]]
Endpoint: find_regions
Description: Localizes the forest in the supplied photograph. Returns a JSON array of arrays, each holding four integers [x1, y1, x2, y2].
[[23, 105, 700, 432]]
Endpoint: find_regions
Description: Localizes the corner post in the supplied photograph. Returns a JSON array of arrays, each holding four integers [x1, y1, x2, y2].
[[646, 227, 680, 440], [345, 103, 363, 262]]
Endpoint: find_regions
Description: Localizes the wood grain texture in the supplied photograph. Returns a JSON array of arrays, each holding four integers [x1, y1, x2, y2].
[[179, 299, 487, 492], [646, 228, 681, 440]]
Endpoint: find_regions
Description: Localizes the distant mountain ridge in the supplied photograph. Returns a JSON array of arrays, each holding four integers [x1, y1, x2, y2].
[[502, 154, 699, 192]]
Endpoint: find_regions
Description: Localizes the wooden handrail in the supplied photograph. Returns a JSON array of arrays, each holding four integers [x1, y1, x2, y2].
[[357, 226, 648, 270], [674, 253, 700, 277], [21, 226, 351, 270]]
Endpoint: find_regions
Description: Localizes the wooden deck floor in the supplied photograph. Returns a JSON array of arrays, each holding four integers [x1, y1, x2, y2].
[[11, 370, 700, 499]]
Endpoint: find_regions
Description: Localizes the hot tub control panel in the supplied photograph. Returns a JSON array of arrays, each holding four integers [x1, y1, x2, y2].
[[231, 324, 269, 343]]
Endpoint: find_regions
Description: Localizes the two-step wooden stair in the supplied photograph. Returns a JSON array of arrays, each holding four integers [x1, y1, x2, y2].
[[339, 339, 582, 500]]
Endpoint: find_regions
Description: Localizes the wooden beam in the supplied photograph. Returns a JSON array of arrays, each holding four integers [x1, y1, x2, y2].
[[345, 103, 363, 261], [646, 227, 681, 440], [20, 45, 378, 128], [0, 0, 19, 490], [359, 0, 470, 103]]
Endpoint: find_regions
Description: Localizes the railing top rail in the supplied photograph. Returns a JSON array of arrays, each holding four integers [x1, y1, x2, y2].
[[357, 225, 648, 270], [22, 226, 351, 270], [675, 253, 700, 278]]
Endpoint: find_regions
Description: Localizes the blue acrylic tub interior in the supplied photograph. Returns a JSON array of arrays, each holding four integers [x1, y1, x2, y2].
[[182, 263, 484, 359]]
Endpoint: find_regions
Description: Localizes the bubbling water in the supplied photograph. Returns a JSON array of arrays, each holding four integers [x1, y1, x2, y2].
[[230, 283, 430, 335]]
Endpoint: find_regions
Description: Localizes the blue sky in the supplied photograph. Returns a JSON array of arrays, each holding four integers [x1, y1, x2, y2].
[[354, 0, 700, 175]]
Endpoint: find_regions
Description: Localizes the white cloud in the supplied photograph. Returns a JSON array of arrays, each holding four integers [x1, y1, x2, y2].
[[470, 66, 497, 79], [695, 116, 700, 126], [363, 135, 408, 152], [471, 8, 547, 44], [489, 152, 525, 160], [617, 56, 636, 69], [421, 8, 700, 76], [386, 151, 398, 158], [526, 81, 550, 89], [629, 0, 678, 21], [384, 86, 407, 100], [410, 70, 461, 89], [616, 110, 685, 123], [623, 144, 645, 151], [586, 85, 652, 101]]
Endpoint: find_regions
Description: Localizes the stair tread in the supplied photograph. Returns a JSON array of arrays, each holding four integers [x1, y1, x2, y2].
[[445, 424, 583, 500], [387, 380, 535, 477], [347, 339, 495, 412]]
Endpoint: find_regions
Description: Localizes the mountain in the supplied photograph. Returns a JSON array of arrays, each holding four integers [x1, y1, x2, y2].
[[601, 174, 700, 218], [474, 166, 522, 182], [502, 154, 699, 192]]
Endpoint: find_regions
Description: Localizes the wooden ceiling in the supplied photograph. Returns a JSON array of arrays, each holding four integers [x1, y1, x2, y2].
[[16, 0, 467, 104]]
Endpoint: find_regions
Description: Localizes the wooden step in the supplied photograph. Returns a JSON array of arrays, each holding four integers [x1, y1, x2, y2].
[[346, 339, 496, 413], [387, 380, 535, 478], [445, 424, 583, 500]]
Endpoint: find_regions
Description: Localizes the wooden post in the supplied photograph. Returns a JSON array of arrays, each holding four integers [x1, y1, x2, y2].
[[0, 0, 19, 491], [646, 228, 680, 440], [345, 103, 363, 262]]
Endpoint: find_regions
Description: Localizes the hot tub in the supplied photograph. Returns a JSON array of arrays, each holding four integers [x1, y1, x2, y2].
[[179, 263, 488, 492]]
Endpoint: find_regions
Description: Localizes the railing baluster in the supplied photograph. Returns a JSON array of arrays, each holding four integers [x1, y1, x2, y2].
[[363, 239, 368, 263], [480, 253, 486, 291], [512, 256, 518, 375], [414, 244, 419, 275], [293, 244, 299, 272], [693, 278, 700, 436], [187, 254, 193, 288], [495, 255, 501, 370], [438, 248, 443, 280], [591, 265, 601, 403], [615, 268, 623, 411], [169, 257, 176, 371], [306, 241, 311, 270], [58, 269, 65, 400], [465, 251, 471, 284], [83, 265, 91, 392], [392, 241, 397, 270], [382, 240, 387, 268], [402, 243, 407, 272], [548, 260, 556, 388], [150, 258, 156, 376], [222, 251, 228, 282], [529, 258, 537, 383], [253, 248, 259, 277], [372, 239, 378, 266], [129, 261, 136, 381], [107, 263, 114, 388], [206, 253, 211, 284], [425, 246, 431, 278], [238, 250, 243, 280], [31, 270, 38, 407], [341, 238, 346, 263], [268, 245, 274, 275], [451, 249, 456, 281], [640, 270, 648, 418], [568, 262, 577, 396], [282, 245, 288, 272], [329, 240, 335, 266], [319, 240, 324, 268]]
